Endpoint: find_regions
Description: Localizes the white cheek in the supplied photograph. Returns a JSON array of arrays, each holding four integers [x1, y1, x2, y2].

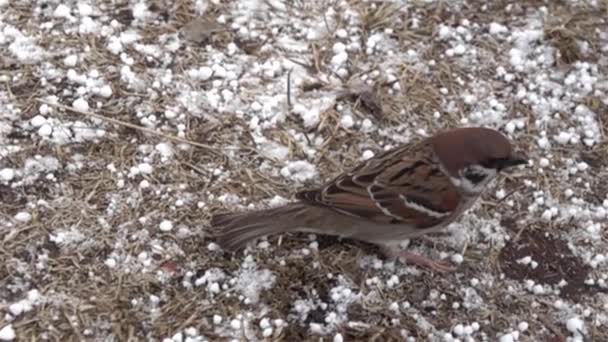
[[449, 177, 462, 187], [460, 177, 488, 194], [450, 176, 480, 194], [454, 168, 498, 195]]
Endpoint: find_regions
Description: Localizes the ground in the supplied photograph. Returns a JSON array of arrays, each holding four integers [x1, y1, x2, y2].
[[1, 0, 607, 341]]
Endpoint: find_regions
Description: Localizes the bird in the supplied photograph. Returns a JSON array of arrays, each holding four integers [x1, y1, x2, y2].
[[211, 127, 527, 272]]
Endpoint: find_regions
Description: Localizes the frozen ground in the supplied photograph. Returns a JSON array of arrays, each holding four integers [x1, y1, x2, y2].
[[1, 0, 607, 341]]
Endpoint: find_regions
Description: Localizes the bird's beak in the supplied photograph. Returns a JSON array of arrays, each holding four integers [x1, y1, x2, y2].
[[502, 152, 528, 169]]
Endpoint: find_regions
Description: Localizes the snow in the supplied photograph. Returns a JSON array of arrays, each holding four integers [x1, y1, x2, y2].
[[0, 325, 15, 341], [361, 150, 375, 160], [230, 319, 241, 330], [155, 143, 175, 159], [30, 115, 47, 127], [566, 316, 585, 336], [8, 290, 41, 317], [0, 0, 606, 340], [138, 163, 154, 174], [64, 55, 78, 67], [451, 254, 464, 264], [49, 228, 85, 247], [498, 331, 519, 342], [72, 98, 89, 112], [518, 321, 528, 332], [0, 168, 14, 182], [234, 258, 276, 304], [38, 124, 53, 137], [105, 258, 117, 268], [489, 22, 508, 35], [280, 160, 318, 183], [188, 66, 213, 81], [453, 324, 465, 336], [159, 220, 173, 232], [53, 4, 71, 18], [13, 212, 31, 223], [259, 140, 289, 160], [386, 274, 400, 288], [340, 114, 355, 129], [139, 180, 150, 188]]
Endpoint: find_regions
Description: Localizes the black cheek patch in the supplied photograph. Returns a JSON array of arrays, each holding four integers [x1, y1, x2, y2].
[[464, 171, 486, 184]]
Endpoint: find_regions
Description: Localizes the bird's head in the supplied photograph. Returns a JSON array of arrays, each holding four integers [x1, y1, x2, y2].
[[430, 127, 527, 195]]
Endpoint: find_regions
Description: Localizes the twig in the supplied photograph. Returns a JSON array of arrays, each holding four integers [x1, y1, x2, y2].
[[485, 184, 526, 207], [36, 99, 223, 155], [537, 314, 567, 342], [286, 69, 292, 111], [180, 160, 208, 176], [62, 310, 86, 341]]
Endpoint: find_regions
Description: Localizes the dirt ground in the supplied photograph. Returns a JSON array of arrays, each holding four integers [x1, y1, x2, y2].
[[1, 0, 607, 341]]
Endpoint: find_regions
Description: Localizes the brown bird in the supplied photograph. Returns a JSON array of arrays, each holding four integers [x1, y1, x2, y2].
[[211, 127, 527, 272]]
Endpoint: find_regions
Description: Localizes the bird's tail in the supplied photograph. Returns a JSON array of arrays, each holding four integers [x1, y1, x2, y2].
[[211, 203, 314, 251]]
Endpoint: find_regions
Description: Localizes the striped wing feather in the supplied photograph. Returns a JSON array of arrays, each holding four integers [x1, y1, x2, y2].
[[296, 142, 462, 228]]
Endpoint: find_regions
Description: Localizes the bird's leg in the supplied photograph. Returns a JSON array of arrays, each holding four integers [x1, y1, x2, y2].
[[381, 245, 456, 273]]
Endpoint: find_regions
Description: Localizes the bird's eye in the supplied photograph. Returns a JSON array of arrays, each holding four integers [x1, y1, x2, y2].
[[463, 168, 487, 184]]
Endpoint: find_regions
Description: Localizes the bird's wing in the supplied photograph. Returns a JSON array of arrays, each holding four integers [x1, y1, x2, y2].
[[296, 142, 462, 228]]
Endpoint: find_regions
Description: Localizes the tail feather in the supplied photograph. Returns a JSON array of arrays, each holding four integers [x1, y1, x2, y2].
[[211, 203, 310, 251]]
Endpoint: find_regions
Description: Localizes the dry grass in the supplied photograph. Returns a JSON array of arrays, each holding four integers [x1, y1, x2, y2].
[[1, 0, 607, 341]]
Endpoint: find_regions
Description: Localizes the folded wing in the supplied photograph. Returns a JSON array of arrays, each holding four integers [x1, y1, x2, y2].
[[296, 143, 461, 228]]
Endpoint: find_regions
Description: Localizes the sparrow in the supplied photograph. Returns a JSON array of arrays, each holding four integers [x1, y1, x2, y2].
[[211, 127, 527, 272]]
